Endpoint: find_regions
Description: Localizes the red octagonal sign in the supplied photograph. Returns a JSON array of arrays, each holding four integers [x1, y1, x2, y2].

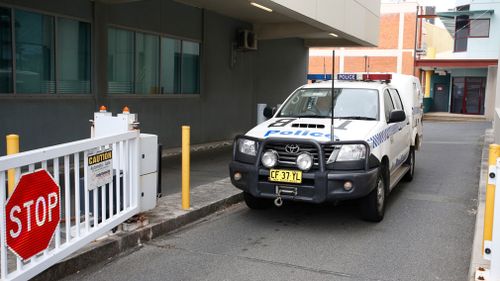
[[5, 170, 60, 261]]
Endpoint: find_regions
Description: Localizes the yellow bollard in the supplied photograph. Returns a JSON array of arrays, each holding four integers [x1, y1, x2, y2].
[[484, 144, 500, 253], [424, 70, 432, 98], [6, 134, 19, 196], [182, 126, 190, 210]]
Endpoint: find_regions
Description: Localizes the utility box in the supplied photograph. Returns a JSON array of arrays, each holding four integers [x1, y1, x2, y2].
[[139, 133, 158, 212], [90, 107, 159, 213]]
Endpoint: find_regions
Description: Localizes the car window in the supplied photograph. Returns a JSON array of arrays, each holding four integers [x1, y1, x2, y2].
[[389, 89, 404, 111], [278, 88, 379, 120], [383, 89, 394, 121]]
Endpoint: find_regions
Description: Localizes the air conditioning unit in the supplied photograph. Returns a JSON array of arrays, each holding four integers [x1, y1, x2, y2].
[[236, 29, 258, 51]]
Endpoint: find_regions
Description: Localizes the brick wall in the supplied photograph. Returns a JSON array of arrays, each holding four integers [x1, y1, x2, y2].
[[309, 11, 417, 76]]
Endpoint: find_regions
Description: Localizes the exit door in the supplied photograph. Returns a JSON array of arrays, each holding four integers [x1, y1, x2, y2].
[[433, 83, 449, 112]]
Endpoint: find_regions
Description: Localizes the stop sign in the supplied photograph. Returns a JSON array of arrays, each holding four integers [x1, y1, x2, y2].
[[5, 170, 60, 261]]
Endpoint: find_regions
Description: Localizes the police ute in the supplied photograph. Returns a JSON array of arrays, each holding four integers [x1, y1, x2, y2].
[[229, 73, 423, 222]]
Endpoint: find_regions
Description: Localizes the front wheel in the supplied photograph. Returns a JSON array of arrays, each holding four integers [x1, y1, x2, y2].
[[359, 168, 386, 222], [243, 192, 273, 209]]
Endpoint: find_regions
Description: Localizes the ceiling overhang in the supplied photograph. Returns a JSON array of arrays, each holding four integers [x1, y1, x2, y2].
[[173, 0, 373, 46], [95, 0, 379, 47], [416, 58, 498, 69]]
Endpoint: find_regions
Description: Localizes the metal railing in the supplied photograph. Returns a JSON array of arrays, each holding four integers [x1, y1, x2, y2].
[[0, 131, 140, 281]]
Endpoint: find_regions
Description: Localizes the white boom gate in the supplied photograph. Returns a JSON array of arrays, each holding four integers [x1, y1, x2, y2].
[[0, 130, 141, 281]]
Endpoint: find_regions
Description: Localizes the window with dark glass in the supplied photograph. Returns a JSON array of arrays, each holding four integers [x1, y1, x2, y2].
[[181, 41, 200, 94], [454, 16, 469, 52], [469, 19, 490, 37], [15, 10, 55, 94], [108, 28, 134, 94], [135, 33, 159, 95], [0, 7, 92, 95], [160, 37, 181, 93], [57, 18, 91, 94], [107, 27, 200, 95], [0, 7, 12, 93]]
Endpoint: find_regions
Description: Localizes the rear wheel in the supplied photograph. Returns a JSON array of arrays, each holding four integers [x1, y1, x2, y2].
[[243, 192, 272, 209], [359, 167, 386, 222], [403, 147, 415, 182]]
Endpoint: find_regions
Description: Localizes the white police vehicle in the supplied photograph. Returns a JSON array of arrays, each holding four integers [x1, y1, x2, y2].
[[230, 73, 423, 222]]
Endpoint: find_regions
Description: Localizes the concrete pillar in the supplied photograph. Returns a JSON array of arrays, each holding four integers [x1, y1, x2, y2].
[[494, 60, 500, 143], [93, 1, 108, 107], [485, 66, 497, 120]]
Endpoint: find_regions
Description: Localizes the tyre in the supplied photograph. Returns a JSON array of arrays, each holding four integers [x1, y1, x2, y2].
[[403, 147, 415, 182], [243, 192, 272, 209], [359, 167, 386, 222]]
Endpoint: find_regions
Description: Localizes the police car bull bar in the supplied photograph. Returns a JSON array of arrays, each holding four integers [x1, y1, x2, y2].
[[233, 135, 372, 172]]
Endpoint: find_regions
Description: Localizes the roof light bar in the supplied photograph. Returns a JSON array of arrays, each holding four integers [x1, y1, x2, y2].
[[362, 74, 392, 82], [250, 2, 273, 12], [337, 74, 362, 81], [336, 73, 392, 83]]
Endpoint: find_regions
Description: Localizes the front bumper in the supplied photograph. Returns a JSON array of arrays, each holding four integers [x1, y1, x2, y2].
[[229, 161, 379, 204]]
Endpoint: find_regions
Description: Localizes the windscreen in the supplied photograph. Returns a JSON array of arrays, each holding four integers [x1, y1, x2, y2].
[[278, 88, 379, 120]]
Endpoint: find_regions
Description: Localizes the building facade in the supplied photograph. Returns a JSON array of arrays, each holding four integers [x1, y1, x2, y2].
[[0, 0, 380, 153], [308, 1, 417, 77], [416, 0, 500, 118]]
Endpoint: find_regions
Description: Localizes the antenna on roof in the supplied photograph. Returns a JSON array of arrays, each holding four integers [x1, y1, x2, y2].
[[331, 50, 335, 143]]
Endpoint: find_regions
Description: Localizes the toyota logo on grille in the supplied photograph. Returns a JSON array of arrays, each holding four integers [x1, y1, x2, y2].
[[285, 144, 300, 154]]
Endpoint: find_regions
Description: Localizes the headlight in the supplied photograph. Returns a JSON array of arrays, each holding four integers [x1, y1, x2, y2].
[[262, 150, 278, 168], [296, 152, 313, 171], [336, 144, 366, 162], [238, 139, 257, 156]]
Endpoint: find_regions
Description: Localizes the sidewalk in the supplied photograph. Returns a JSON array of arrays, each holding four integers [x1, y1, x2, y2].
[[469, 128, 493, 280], [424, 112, 487, 122], [35, 177, 242, 281]]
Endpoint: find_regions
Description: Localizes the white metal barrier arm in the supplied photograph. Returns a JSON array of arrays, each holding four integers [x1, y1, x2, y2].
[[0, 131, 141, 281]]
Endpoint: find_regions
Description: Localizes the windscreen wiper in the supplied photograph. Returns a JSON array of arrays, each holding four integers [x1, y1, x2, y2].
[[297, 115, 331, 118], [334, 116, 376, 120]]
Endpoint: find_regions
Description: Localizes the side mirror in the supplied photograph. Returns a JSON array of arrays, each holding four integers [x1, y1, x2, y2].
[[263, 106, 275, 119], [388, 110, 406, 123]]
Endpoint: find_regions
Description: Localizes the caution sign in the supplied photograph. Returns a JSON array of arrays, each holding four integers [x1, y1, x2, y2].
[[87, 148, 113, 190]]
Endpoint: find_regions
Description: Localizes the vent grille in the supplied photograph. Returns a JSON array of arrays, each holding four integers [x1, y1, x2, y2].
[[291, 123, 325, 129]]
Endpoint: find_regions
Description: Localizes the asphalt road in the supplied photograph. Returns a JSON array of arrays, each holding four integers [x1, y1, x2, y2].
[[64, 121, 490, 281]]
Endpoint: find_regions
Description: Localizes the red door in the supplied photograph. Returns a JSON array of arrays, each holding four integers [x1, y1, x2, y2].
[[451, 77, 485, 115]]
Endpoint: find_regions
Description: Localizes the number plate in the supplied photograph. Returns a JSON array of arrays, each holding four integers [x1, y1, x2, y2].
[[269, 169, 302, 184]]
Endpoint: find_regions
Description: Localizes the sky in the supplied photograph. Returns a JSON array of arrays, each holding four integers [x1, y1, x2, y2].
[[382, 0, 457, 12], [382, 0, 458, 28], [417, 0, 457, 12]]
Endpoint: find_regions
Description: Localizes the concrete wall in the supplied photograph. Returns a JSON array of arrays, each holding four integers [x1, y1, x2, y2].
[[255, 38, 308, 107], [423, 22, 453, 57], [0, 0, 309, 153]]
